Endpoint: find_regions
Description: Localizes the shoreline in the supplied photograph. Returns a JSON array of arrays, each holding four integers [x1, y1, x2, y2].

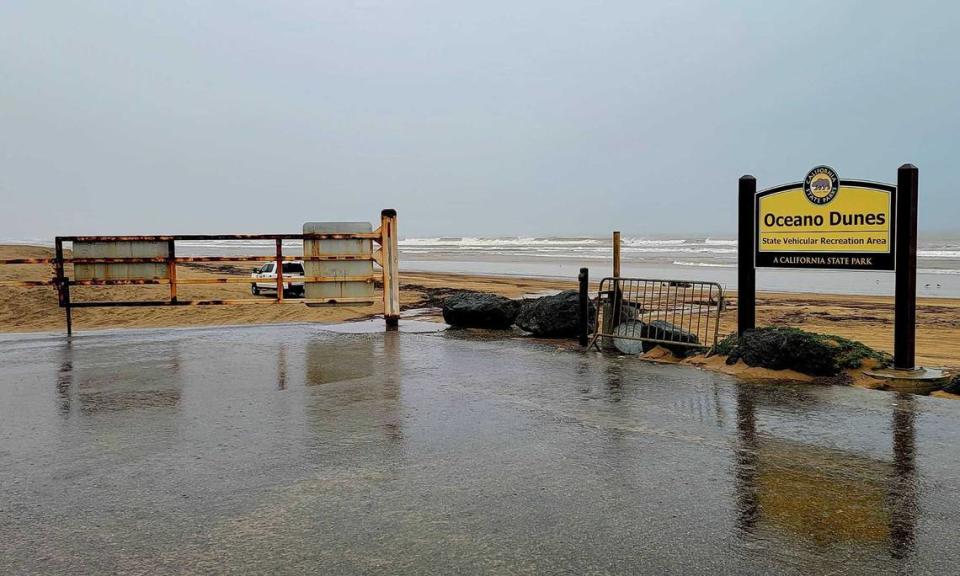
[[400, 258, 960, 298]]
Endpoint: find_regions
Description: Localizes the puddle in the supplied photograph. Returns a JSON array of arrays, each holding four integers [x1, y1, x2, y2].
[[2, 323, 959, 574], [315, 318, 446, 334], [400, 307, 442, 318]]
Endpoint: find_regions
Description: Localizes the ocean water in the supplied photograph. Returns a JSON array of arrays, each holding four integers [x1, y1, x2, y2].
[[395, 236, 960, 298], [6, 235, 960, 297]]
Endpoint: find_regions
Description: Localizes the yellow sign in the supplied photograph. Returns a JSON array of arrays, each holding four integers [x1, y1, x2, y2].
[[755, 167, 896, 270]]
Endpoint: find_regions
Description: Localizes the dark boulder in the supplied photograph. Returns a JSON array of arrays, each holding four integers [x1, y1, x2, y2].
[[442, 292, 520, 329], [516, 290, 596, 338], [944, 375, 960, 394], [722, 327, 888, 376], [642, 320, 699, 347]]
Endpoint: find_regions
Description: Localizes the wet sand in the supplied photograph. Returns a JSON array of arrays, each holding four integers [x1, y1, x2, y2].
[[2, 323, 959, 574], [3, 244, 960, 368]]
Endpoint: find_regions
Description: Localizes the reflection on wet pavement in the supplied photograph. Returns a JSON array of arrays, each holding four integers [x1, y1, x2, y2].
[[1, 324, 959, 574], [735, 386, 919, 560]]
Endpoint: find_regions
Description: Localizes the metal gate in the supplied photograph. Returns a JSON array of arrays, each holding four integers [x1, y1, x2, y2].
[[0, 210, 400, 335], [589, 277, 724, 352]]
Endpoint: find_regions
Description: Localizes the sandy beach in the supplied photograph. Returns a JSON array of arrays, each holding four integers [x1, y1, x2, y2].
[[2, 244, 959, 369]]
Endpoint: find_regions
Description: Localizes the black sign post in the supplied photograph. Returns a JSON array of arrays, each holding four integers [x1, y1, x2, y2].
[[738, 175, 757, 335], [737, 165, 921, 372], [894, 164, 919, 370]]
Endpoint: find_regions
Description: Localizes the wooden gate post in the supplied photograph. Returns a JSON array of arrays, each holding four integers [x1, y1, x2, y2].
[[381, 209, 400, 329], [612, 231, 621, 278], [611, 231, 623, 329]]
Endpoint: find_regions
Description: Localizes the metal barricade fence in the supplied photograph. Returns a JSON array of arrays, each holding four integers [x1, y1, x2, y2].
[[589, 277, 724, 352]]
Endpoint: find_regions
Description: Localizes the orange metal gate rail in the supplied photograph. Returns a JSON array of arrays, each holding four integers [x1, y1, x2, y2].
[[0, 210, 400, 335]]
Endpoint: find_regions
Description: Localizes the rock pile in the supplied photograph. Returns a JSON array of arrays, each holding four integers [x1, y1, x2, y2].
[[441, 289, 596, 336], [515, 290, 595, 337], [441, 292, 521, 329], [719, 327, 890, 376]]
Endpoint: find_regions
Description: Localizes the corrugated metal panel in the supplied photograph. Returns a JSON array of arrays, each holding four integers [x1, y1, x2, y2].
[[74, 241, 169, 281], [303, 222, 375, 302]]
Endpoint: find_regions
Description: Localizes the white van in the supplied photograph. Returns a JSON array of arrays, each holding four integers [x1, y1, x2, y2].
[[250, 261, 305, 297]]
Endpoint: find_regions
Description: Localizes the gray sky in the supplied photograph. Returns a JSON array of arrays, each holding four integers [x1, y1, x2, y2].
[[2, 1, 958, 239]]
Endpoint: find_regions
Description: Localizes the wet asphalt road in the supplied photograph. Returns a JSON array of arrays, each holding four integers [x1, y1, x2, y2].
[[1, 322, 960, 575]]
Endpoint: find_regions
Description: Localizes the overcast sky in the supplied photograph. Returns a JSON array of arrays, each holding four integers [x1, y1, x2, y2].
[[2, 1, 958, 239]]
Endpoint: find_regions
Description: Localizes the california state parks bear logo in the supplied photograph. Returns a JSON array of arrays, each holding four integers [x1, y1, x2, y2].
[[803, 165, 839, 205]]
